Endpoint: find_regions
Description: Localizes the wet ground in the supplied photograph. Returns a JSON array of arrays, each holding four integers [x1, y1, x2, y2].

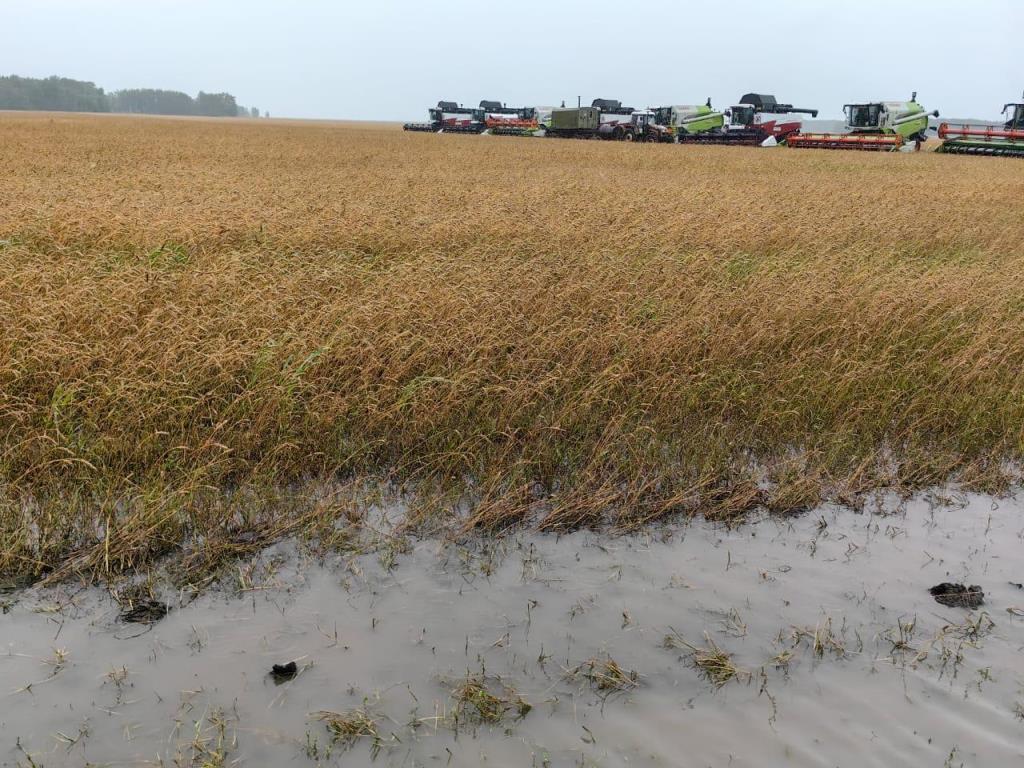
[[3, 492, 1023, 767]]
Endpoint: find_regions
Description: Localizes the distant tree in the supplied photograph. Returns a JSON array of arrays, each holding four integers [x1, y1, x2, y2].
[[0, 75, 250, 118], [195, 91, 237, 117], [264, 110, 270, 118], [111, 88, 194, 115], [0, 75, 109, 112]]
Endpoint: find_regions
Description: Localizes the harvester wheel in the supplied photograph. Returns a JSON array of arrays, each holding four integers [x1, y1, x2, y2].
[[622, 129, 635, 142]]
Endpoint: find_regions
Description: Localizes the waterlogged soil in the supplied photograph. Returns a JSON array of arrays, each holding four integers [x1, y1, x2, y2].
[[4, 493, 1024, 767]]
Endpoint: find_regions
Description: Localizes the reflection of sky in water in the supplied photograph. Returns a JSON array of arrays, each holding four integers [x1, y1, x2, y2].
[[4, 492, 1022, 767]]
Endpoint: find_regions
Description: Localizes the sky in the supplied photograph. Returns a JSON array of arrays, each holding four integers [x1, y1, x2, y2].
[[3, 0, 1021, 121]]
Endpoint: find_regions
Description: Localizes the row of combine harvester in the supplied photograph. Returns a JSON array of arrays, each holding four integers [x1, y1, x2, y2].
[[403, 91, 1024, 157]]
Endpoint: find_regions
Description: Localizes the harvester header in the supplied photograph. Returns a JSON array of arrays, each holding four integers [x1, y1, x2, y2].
[[936, 92, 1024, 157]]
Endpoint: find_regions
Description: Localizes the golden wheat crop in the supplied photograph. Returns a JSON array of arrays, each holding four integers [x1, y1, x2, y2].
[[1, 112, 1023, 583]]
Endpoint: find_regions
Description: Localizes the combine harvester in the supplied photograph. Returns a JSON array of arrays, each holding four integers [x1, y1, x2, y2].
[[651, 99, 725, 140], [676, 94, 817, 146], [404, 100, 524, 134], [403, 101, 483, 133], [936, 94, 1024, 157], [788, 92, 938, 151]]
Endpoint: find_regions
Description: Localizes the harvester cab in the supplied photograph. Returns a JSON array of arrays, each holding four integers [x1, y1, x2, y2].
[[936, 92, 1024, 157], [728, 104, 756, 129], [790, 93, 938, 151], [1003, 98, 1024, 130], [845, 103, 883, 130], [533, 107, 554, 129]]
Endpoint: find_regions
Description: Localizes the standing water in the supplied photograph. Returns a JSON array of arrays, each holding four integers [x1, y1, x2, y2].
[[3, 492, 1023, 767]]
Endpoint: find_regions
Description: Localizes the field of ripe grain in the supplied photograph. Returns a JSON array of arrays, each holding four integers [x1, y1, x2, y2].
[[2, 112, 1023, 583]]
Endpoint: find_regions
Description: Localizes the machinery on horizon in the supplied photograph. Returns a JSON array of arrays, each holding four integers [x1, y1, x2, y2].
[[402, 91, 1020, 161], [651, 99, 725, 139], [404, 100, 533, 134], [675, 94, 817, 146], [546, 100, 672, 142], [936, 94, 1024, 157], [484, 103, 550, 136], [403, 101, 480, 133], [788, 93, 938, 151]]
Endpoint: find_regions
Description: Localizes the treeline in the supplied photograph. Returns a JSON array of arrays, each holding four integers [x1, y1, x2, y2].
[[0, 75, 265, 118]]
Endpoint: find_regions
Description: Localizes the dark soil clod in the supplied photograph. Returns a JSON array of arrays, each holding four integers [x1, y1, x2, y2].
[[119, 599, 170, 624], [271, 661, 298, 683], [929, 583, 985, 609], [0, 574, 37, 594]]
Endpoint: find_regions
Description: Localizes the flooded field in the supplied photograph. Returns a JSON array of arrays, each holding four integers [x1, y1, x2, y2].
[[4, 492, 1023, 767]]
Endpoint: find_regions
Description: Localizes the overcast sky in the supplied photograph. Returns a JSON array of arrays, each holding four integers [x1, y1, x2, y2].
[[4, 0, 1021, 121]]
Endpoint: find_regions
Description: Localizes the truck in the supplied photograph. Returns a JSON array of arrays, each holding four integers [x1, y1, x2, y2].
[[788, 93, 939, 151], [676, 94, 818, 146], [936, 93, 1024, 157], [546, 105, 672, 142]]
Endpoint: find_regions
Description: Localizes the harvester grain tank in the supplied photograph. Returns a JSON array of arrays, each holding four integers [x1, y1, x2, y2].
[[403, 101, 485, 133], [936, 94, 1024, 157], [591, 98, 636, 128], [652, 99, 725, 139], [788, 93, 938, 151], [676, 94, 817, 146]]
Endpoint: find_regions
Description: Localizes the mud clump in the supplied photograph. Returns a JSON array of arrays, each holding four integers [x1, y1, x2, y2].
[[929, 583, 984, 609], [119, 599, 170, 624], [271, 661, 298, 683]]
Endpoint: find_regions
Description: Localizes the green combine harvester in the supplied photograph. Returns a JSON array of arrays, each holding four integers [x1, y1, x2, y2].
[[651, 100, 725, 139], [936, 94, 1024, 157], [789, 92, 938, 151]]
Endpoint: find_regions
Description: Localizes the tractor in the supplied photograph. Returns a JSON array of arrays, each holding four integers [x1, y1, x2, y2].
[[546, 105, 671, 142]]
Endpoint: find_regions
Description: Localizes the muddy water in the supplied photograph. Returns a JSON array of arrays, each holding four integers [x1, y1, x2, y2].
[[4, 493, 1023, 767]]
